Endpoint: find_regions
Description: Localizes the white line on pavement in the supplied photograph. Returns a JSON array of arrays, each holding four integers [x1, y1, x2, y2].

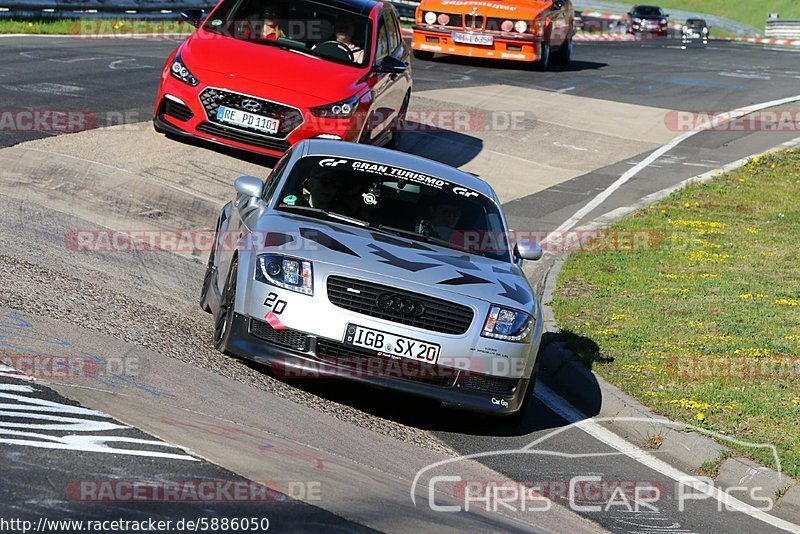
[[536, 383, 800, 533], [546, 93, 800, 243]]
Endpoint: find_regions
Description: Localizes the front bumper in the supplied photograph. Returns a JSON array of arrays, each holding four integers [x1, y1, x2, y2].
[[154, 79, 363, 157], [412, 26, 542, 62], [227, 313, 534, 415]]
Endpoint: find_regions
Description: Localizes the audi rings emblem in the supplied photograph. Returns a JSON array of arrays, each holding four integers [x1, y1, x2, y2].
[[375, 293, 425, 317]]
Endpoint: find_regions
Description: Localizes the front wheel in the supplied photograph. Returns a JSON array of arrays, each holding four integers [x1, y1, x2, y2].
[[385, 92, 410, 150], [552, 36, 572, 67], [533, 39, 550, 71], [213, 257, 238, 354]]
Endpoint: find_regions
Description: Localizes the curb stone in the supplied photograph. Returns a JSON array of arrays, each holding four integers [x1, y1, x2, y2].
[[535, 140, 800, 523]]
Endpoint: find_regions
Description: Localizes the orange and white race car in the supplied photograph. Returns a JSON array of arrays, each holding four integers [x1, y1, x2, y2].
[[411, 0, 574, 70]]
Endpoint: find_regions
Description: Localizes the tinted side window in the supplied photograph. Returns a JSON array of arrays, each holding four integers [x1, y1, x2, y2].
[[375, 17, 389, 63], [384, 11, 400, 55]]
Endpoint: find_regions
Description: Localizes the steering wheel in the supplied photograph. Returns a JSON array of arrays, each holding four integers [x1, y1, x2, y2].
[[314, 40, 355, 62]]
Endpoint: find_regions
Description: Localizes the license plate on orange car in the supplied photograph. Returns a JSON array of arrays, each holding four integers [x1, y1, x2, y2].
[[452, 32, 493, 46], [216, 106, 280, 134], [344, 324, 441, 364]]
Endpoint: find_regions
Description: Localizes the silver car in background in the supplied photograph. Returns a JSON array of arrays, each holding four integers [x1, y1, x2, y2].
[[201, 140, 543, 416]]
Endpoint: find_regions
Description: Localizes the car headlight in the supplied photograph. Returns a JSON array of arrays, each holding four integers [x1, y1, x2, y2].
[[424, 11, 437, 25], [482, 305, 533, 342], [702, 27, 708, 34], [256, 254, 313, 295], [310, 94, 360, 119], [169, 54, 199, 87], [514, 20, 528, 33]]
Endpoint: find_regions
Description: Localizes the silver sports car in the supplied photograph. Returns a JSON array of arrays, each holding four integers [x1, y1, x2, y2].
[[201, 140, 543, 415]]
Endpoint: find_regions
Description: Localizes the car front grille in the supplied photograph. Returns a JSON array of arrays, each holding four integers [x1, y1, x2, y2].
[[327, 276, 474, 335], [315, 339, 457, 387], [197, 122, 292, 152], [199, 88, 303, 139], [464, 15, 485, 29], [461, 373, 518, 395], [163, 99, 194, 122], [249, 319, 308, 351]]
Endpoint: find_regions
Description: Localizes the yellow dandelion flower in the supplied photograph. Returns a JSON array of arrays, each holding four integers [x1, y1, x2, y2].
[[746, 227, 759, 234], [775, 298, 799, 307], [696, 412, 706, 421]]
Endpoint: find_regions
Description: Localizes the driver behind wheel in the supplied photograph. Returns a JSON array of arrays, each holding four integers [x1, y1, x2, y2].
[[332, 19, 364, 63]]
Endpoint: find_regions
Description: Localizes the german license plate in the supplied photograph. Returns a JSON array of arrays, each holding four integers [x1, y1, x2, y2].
[[452, 32, 493, 46], [216, 106, 280, 134], [344, 324, 441, 364]]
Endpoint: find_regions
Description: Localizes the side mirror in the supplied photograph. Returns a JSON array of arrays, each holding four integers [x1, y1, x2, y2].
[[234, 175, 264, 198], [514, 240, 543, 261], [376, 56, 407, 74], [181, 8, 206, 28]]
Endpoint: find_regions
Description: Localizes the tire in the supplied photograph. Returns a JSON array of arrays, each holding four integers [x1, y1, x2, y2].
[[413, 49, 434, 61], [213, 257, 238, 354], [200, 218, 221, 314], [385, 92, 410, 150], [552, 35, 573, 67], [533, 38, 550, 71]]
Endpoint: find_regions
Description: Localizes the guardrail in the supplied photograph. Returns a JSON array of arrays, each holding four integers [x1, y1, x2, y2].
[[388, 0, 417, 22], [0, 0, 216, 18], [765, 19, 800, 39], [0, 0, 413, 19]]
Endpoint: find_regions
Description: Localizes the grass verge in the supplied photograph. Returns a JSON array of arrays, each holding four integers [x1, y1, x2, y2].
[[553, 148, 800, 478], [0, 18, 194, 35], [588, 1, 800, 30]]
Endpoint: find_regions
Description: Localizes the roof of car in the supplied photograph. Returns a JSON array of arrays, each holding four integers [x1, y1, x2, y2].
[[321, 0, 382, 16], [301, 140, 498, 200]]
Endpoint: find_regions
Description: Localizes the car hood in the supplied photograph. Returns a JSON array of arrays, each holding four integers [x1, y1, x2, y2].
[[254, 214, 535, 311], [419, 0, 551, 19], [181, 31, 366, 106]]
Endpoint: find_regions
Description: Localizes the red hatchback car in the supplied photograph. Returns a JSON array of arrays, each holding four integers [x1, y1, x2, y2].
[[154, 0, 412, 157]]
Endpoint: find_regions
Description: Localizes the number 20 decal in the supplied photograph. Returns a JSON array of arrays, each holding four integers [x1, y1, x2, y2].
[[264, 292, 287, 314]]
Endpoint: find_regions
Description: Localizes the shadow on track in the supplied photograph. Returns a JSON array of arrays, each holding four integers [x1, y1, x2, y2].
[[413, 55, 608, 73]]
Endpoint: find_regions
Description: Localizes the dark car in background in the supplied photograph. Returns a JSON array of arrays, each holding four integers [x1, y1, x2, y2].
[[627, 5, 669, 37], [682, 18, 709, 44]]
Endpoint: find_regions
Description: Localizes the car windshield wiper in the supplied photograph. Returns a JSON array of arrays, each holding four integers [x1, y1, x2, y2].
[[278, 204, 368, 227]]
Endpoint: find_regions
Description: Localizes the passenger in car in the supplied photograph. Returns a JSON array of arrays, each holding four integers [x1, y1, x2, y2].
[[259, 11, 286, 41]]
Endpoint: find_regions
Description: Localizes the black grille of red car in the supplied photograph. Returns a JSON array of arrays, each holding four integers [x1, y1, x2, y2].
[[327, 276, 474, 335], [315, 339, 457, 387], [197, 122, 292, 152], [249, 319, 308, 351], [199, 88, 303, 139], [163, 99, 194, 122]]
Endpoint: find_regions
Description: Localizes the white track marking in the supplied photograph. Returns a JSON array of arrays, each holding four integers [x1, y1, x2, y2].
[[536, 384, 800, 533], [548, 93, 800, 241]]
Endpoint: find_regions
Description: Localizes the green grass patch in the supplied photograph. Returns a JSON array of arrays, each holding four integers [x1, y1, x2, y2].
[[595, 0, 800, 31], [0, 18, 194, 35], [552, 148, 800, 478]]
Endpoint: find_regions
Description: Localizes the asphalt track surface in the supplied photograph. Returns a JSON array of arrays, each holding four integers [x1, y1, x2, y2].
[[1, 35, 800, 533]]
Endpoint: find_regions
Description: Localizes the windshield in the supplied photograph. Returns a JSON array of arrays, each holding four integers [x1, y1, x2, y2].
[[686, 19, 707, 27], [275, 156, 511, 262], [203, 0, 371, 67], [634, 6, 665, 17]]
